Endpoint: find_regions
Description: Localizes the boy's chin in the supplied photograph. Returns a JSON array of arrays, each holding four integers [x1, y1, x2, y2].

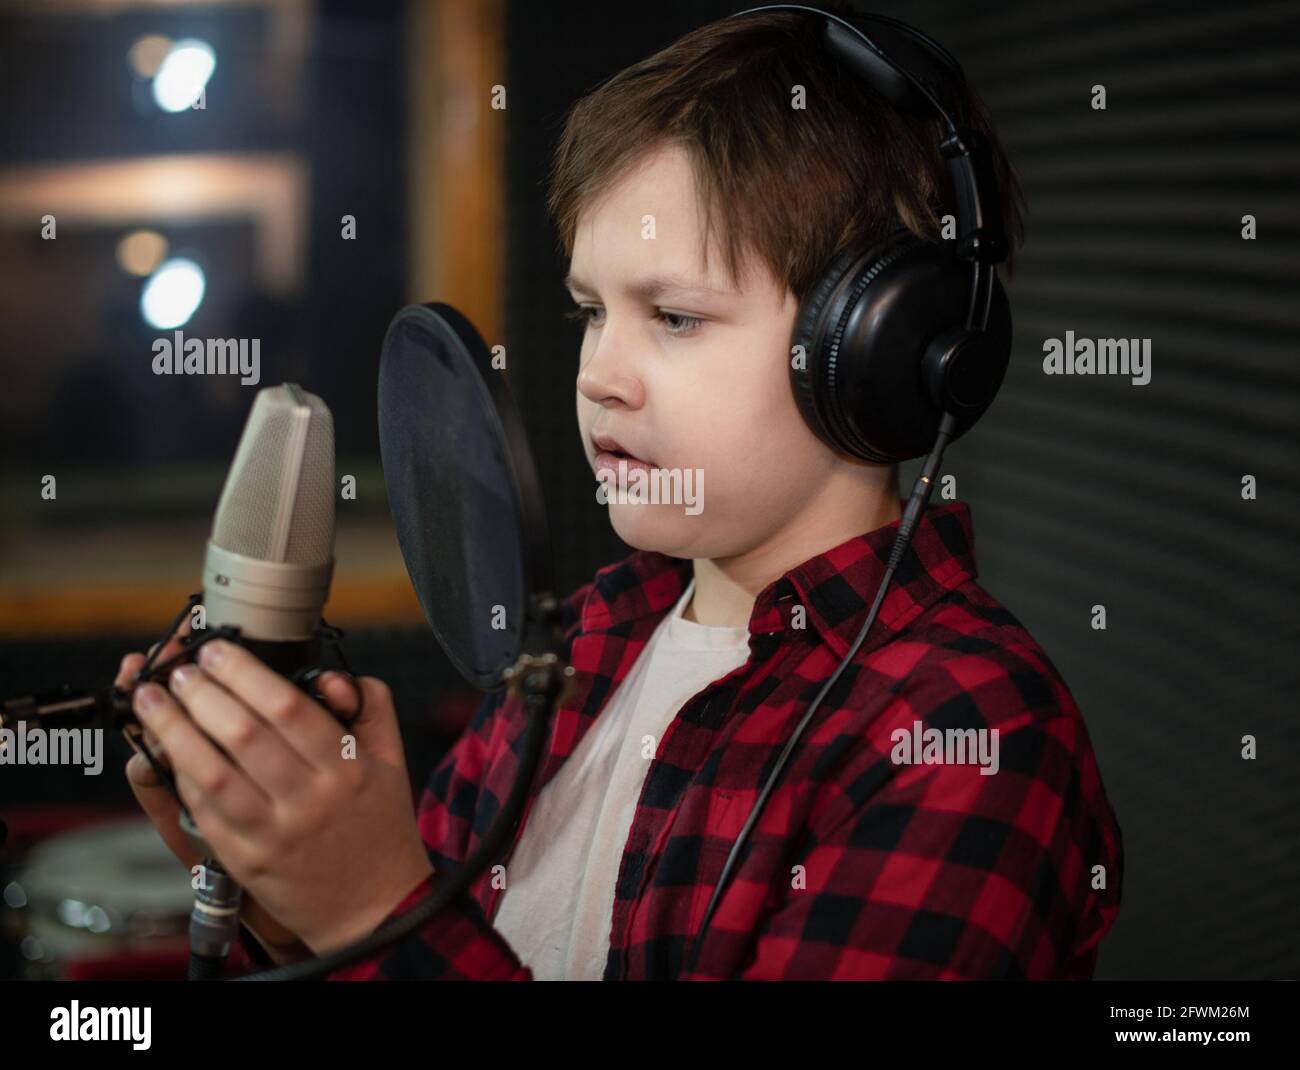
[[606, 502, 702, 556]]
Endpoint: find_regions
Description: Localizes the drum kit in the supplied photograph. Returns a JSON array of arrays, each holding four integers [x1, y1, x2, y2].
[[1, 816, 195, 980]]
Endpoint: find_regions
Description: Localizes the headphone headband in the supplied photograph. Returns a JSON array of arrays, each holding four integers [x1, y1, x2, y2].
[[726, 2, 1008, 317]]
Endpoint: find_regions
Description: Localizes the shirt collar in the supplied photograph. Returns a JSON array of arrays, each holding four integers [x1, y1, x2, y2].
[[575, 501, 979, 659]]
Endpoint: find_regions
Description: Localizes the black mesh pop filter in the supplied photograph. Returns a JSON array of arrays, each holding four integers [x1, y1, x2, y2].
[[377, 303, 554, 691]]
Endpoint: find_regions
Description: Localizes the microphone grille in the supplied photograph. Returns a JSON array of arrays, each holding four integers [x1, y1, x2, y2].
[[211, 384, 335, 565]]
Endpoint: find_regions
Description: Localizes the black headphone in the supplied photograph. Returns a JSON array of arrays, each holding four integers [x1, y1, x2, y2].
[[749, 4, 1014, 464], [686, 4, 1015, 978]]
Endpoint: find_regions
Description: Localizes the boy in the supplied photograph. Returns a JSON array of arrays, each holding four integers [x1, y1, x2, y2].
[[120, 8, 1123, 980]]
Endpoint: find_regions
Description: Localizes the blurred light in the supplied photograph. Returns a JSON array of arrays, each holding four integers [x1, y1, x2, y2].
[[128, 34, 173, 79], [141, 258, 206, 329], [116, 229, 169, 277], [152, 39, 216, 113], [57, 898, 89, 927]]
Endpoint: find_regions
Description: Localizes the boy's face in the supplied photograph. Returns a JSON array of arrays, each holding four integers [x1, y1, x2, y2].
[[568, 142, 844, 562]]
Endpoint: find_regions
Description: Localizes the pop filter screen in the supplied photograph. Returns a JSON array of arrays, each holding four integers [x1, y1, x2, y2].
[[377, 303, 551, 690]]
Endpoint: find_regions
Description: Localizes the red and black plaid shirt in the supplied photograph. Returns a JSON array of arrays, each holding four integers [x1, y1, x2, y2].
[[312, 500, 1122, 980]]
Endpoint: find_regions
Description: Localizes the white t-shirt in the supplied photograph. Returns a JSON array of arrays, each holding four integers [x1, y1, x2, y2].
[[491, 575, 751, 980]]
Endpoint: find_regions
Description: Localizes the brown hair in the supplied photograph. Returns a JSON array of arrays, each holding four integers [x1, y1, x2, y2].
[[546, 6, 1027, 303]]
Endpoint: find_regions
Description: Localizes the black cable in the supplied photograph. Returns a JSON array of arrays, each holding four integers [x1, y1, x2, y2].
[[683, 410, 959, 978], [188, 954, 225, 981]]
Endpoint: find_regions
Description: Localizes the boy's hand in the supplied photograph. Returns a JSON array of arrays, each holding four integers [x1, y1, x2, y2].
[[120, 635, 433, 956], [116, 627, 308, 960]]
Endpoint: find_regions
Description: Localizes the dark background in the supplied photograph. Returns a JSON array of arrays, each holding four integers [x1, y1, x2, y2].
[[1, 0, 1296, 980]]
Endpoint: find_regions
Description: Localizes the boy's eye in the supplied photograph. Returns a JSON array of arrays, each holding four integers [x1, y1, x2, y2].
[[656, 310, 703, 336], [562, 305, 703, 337], [564, 305, 605, 329]]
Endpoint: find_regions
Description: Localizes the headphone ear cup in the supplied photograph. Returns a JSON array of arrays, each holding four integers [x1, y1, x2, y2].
[[791, 229, 926, 461], [793, 232, 1012, 464], [790, 245, 867, 451]]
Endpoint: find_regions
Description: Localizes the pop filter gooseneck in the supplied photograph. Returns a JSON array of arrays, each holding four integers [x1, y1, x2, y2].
[[241, 303, 573, 981]]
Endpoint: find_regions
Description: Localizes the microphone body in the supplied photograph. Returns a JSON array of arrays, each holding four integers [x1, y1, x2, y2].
[[201, 381, 335, 644], [203, 546, 333, 649]]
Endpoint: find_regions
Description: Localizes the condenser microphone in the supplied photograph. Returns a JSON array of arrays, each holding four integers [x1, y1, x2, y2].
[[200, 382, 336, 676], [177, 382, 339, 976]]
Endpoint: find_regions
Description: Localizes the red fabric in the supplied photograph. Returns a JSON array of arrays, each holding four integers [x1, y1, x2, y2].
[[60, 945, 188, 981], [327, 503, 1123, 980]]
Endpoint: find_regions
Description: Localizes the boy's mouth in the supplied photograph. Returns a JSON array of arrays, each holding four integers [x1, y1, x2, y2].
[[591, 430, 655, 469]]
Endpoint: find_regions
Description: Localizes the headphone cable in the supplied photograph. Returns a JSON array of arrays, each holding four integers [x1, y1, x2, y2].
[[683, 409, 958, 978]]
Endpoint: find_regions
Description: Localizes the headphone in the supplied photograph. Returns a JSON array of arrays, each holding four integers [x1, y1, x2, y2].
[[686, 4, 1014, 977], [761, 4, 1015, 464]]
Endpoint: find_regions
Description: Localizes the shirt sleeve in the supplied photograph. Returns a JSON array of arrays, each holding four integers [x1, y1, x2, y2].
[[325, 871, 533, 981], [726, 712, 1123, 981]]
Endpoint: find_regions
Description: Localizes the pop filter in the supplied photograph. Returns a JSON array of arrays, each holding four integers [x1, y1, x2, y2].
[[377, 302, 554, 690]]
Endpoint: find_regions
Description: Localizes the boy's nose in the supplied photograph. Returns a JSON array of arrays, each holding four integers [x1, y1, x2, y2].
[[577, 336, 645, 409]]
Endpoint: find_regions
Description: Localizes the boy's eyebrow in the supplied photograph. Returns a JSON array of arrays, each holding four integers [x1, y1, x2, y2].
[[563, 271, 734, 301]]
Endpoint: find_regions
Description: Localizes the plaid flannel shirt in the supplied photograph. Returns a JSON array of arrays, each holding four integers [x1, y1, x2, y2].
[[276, 500, 1122, 980]]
